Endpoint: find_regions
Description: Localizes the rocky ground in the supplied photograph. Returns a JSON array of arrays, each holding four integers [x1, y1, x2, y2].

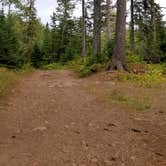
[[0, 70, 165, 166]]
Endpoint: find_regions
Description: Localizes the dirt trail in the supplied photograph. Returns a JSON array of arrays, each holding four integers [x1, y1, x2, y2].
[[0, 70, 165, 166]]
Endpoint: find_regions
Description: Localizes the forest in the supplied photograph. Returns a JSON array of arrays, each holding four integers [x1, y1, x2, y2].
[[0, 0, 165, 70], [0, 0, 166, 165]]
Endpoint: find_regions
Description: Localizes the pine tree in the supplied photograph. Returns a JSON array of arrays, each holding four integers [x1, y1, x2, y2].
[[130, 0, 135, 53], [0, 8, 19, 67], [82, 0, 86, 57], [50, 0, 77, 62], [109, 0, 127, 71], [20, 0, 37, 62], [42, 23, 52, 64], [134, 0, 163, 62], [93, 0, 102, 58]]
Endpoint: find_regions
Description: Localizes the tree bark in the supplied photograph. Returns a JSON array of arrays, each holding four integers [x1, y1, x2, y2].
[[92, 0, 101, 58], [150, 0, 156, 43], [106, 0, 111, 41], [82, 0, 86, 57], [109, 0, 127, 71], [130, 0, 135, 53]]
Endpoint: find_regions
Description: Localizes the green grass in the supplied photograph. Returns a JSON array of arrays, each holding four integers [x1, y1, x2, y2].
[[19, 63, 34, 74], [41, 58, 166, 83], [0, 64, 34, 96], [41, 63, 68, 70], [41, 58, 105, 78], [118, 64, 166, 87], [108, 90, 151, 111], [0, 68, 18, 96]]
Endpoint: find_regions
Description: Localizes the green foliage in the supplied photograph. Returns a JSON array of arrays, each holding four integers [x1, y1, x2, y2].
[[109, 90, 128, 102], [31, 43, 42, 68], [78, 63, 104, 78], [47, 1, 81, 64], [108, 90, 151, 111], [0, 68, 17, 96], [41, 57, 105, 78], [41, 63, 67, 70], [41, 58, 84, 70], [126, 55, 143, 63], [19, 63, 34, 74], [0, 0, 165, 73], [0, 12, 20, 68], [102, 39, 114, 60], [133, 0, 165, 63], [118, 64, 166, 87], [162, 63, 166, 75], [0, 65, 34, 96]]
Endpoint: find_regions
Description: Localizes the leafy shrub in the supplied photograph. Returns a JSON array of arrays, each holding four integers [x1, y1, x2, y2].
[[126, 55, 143, 63], [102, 39, 114, 60], [66, 58, 84, 70], [78, 67, 92, 77], [118, 64, 166, 87], [78, 63, 104, 78], [31, 44, 43, 68]]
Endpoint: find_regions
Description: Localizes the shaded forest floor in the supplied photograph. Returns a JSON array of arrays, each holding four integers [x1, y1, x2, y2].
[[0, 70, 166, 166]]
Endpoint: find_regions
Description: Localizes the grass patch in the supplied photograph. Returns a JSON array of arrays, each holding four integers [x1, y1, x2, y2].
[[0, 68, 18, 96], [110, 90, 129, 102], [18, 63, 34, 74], [118, 63, 166, 87], [78, 63, 104, 78], [0, 64, 34, 96], [41, 58, 105, 78], [108, 90, 151, 111], [41, 63, 68, 70]]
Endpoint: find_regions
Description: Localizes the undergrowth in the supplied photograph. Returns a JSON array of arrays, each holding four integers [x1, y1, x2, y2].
[[0, 64, 34, 96], [41, 56, 166, 86], [108, 90, 151, 111], [0, 68, 18, 96], [41, 57, 105, 77], [118, 63, 166, 87]]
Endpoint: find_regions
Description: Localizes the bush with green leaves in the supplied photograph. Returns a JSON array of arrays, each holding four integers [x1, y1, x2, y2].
[[102, 39, 114, 60], [78, 63, 104, 78], [126, 55, 143, 63], [118, 64, 166, 87]]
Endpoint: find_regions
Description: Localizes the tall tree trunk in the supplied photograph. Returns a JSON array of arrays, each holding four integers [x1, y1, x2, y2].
[[82, 0, 86, 57], [106, 0, 111, 41], [109, 0, 127, 71], [130, 0, 135, 53], [8, 2, 11, 15], [151, 0, 156, 43], [92, 0, 101, 58]]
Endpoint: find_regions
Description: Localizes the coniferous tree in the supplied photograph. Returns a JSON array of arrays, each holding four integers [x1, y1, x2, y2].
[[109, 0, 127, 71], [42, 23, 52, 64], [106, 0, 111, 41], [130, 0, 135, 53], [0, 8, 19, 67], [134, 0, 163, 62], [82, 0, 86, 57], [21, 0, 37, 62], [93, 0, 102, 58]]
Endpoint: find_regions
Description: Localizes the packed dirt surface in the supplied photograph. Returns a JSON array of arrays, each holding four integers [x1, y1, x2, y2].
[[0, 70, 166, 166]]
